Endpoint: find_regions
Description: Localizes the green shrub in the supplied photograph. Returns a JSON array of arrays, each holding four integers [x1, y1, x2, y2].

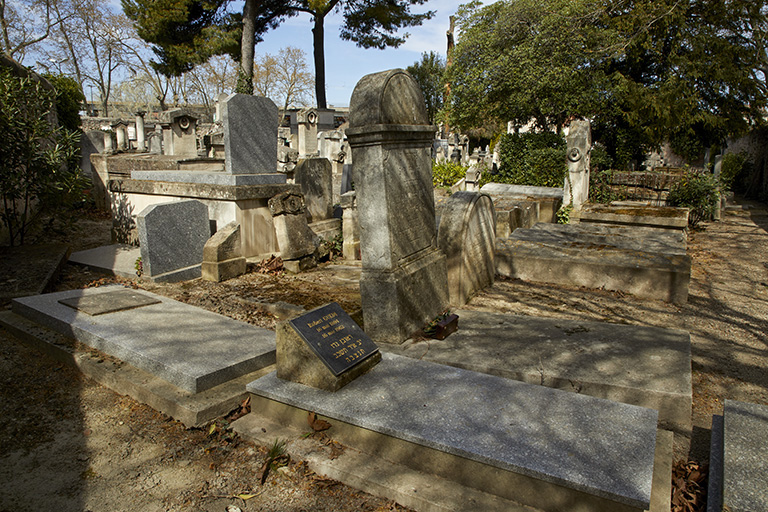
[[720, 152, 751, 192], [496, 132, 566, 188], [0, 66, 86, 245], [666, 170, 719, 228], [432, 161, 467, 187], [589, 169, 627, 204]]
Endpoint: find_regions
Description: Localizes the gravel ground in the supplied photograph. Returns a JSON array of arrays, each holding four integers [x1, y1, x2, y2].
[[2, 200, 767, 511]]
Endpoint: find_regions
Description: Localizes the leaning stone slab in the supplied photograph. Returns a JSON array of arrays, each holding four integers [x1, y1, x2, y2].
[[137, 199, 210, 282], [384, 309, 692, 433], [202, 222, 246, 282], [12, 285, 276, 393], [247, 353, 659, 512]]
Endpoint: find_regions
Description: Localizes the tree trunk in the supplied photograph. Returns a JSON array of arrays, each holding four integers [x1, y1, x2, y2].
[[312, 14, 326, 109], [239, 0, 256, 93]]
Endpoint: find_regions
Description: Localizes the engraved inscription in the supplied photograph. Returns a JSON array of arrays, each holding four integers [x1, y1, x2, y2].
[[290, 302, 379, 376]]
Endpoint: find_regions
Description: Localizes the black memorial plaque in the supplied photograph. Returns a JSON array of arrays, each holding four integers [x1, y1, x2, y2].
[[289, 302, 379, 376]]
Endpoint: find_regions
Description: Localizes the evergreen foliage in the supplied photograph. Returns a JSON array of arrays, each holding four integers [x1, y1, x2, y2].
[[447, 0, 768, 167], [0, 67, 86, 245], [495, 132, 567, 188], [666, 170, 720, 228]]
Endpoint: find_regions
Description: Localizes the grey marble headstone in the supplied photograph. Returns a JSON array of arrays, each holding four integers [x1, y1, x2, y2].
[[221, 94, 279, 175], [137, 199, 210, 281]]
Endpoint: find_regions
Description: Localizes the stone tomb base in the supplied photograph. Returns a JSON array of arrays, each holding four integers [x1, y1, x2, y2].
[[360, 248, 449, 344], [496, 222, 691, 304], [247, 353, 669, 512]]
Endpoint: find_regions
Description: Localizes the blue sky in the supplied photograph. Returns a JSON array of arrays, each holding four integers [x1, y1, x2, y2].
[[254, 1, 469, 107]]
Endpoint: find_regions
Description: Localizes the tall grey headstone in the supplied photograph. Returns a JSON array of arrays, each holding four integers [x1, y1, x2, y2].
[[221, 94, 282, 182], [564, 119, 592, 209], [347, 69, 449, 344], [137, 199, 210, 282]]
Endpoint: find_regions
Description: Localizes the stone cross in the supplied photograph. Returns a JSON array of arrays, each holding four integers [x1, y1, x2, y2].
[[346, 69, 449, 344]]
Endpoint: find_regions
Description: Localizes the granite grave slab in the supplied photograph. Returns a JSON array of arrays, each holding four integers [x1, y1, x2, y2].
[[12, 285, 276, 393], [384, 309, 692, 432], [247, 352, 658, 511]]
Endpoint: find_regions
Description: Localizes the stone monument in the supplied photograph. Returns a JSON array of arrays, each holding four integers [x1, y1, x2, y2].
[[563, 119, 591, 209], [437, 191, 496, 306], [137, 199, 210, 282], [346, 69, 449, 344]]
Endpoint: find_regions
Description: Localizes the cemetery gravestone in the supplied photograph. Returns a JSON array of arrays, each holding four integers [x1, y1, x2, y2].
[[564, 119, 591, 209], [437, 191, 496, 306], [294, 157, 333, 223], [137, 199, 210, 282], [221, 94, 282, 181], [346, 69, 449, 343], [276, 302, 381, 391]]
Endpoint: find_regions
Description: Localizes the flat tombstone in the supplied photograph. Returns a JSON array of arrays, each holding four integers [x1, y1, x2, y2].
[[438, 191, 496, 306], [221, 94, 280, 176], [277, 302, 381, 391], [137, 199, 210, 281]]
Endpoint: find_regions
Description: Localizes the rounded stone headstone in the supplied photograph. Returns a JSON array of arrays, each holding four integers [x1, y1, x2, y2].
[[438, 191, 496, 306], [348, 69, 429, 128]]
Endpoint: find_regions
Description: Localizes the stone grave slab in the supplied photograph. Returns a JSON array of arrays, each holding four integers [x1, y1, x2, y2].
[[12, 285, 276, 393], [496, 224, 691, 304], [247, 353, 659, 512], [0, 244, 70, 301], [137, 199, 210, 282], [59, 289, 161, 316], [384, 309, 692, 432], [713, 400, 768, 512], [577, 204, 689, 231], [68, 244, 141, 278]]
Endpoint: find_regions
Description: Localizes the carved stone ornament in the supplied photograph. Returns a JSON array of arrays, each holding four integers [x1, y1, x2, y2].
[[568, 147, 582, 162]]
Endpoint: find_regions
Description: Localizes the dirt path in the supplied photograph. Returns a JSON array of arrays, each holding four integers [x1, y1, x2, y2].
[[2, 201, 767, 511]]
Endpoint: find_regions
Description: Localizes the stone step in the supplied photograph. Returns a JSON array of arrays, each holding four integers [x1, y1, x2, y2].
[[247, 353, 661, 512], [11, 285, 276, 393], [383, 309, 692, 433], [708, 400, 768, 512]]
